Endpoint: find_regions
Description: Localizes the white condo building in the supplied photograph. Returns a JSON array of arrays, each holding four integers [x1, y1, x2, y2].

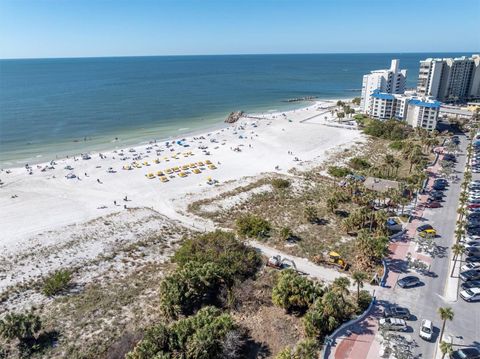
[[367, 90, 440, 131], [360, 59, 407, 113], [417, 54, 480, 102]]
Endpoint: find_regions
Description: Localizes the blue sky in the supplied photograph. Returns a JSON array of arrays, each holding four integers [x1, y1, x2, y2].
[[1, 0, 479, 59]]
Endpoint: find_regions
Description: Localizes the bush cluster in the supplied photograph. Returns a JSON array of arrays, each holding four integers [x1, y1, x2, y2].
[[271, 178, 291, 189], [160, 231, 261, 319], [363, 119, 412, 140], [42, 269, 72, 297], [348, 157, 371, 171], [127, 306, 241, 359], [327, 166, 352, 179], [235, 214, 271, 239]]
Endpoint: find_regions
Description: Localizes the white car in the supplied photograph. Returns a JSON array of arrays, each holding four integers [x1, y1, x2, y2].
[[419, 319, 433, 341], [460, 287, 480, 302], [461, 262, 480, 272]]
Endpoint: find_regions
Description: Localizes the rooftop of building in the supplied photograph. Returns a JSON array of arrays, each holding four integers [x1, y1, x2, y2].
[[371, 90, 395, 100], [409, 99, 441, 109]]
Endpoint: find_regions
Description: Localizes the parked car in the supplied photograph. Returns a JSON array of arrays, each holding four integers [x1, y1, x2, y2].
[[451, 347, 480, 359], [465, 255, 480, 263], [416, 224, 434, 232], [378, 317, 407, 331], [397, 276, 421, 288], [460, 287, 480, 302], [461, 262, 480, 272], [419, 229, 436, 238], [467, 246, 480, 253], [419, 319, 433, 341], [434, 179, 448, 185], [425, 201, 441, 208], [383, 306, 411, 320], [460, 269, 480, 282], [433, 184, 446, 191], [461, 280, 480, 290]]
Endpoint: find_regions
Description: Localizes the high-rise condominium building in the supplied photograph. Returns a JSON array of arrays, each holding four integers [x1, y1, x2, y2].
[[367, 90, 440, 131], [417, 55, 480, 102], [360, 59, 407, 113]]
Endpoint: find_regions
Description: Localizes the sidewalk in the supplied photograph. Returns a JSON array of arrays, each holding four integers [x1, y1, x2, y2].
[[330, 156, 443, 359]]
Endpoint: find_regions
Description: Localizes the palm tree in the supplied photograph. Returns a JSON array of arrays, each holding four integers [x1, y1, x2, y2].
[[352, 271, 368, 301], [451, 244, 466, 277], [331, 277, 351, 304], [383, 154, 396, 178], [440, 341, 453, 359], [438, 307, 454, 342]]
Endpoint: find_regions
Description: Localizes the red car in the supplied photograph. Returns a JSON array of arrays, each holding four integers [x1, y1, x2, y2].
[[426, 201, 442, 208], [468, 204, 480, 209]]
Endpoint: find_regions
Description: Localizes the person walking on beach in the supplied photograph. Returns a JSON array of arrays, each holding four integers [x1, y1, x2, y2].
[[114, 200, 117, 206]]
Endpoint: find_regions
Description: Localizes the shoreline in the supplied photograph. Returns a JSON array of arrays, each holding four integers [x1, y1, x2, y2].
[[0, 98, 345, 169], [0, 97, 360, 245]]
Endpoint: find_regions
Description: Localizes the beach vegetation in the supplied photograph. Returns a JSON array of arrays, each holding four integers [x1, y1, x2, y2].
[[363, 118, 412, 140], [352, 97, 361, 106], [42, 269, 72, 297], [271, 178, 291, 189], [389, 140, 405, 150], [303, 206, 318, 224], [159, 261, 225, 318], [0, 311, 41, 343], [276, 339, 318, 359], [279, 227, 294, 241], [235, 214, 271, 239], [348, 157, 371, 170], [173, 230, 261, 281], [356, 290, 372, 313], [272, 269, 323, 315], [327, 166, 351, 179], [126, 306, 240, 359]]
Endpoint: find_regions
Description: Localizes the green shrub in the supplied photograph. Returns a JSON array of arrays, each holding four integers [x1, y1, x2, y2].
[[0, 311, 41, 342], [363, 119, 411, 141], [276, 339, 318, 359], [272, 269, 323, 314], [271, 178, 291, 189], [356, 289, 372, 313], [235, 214, 271, 239], [389, 140, 405, 150], [127, 307, 238, 359], [279, 227, 293, 241], [348, 157, 371, 170], [42, 269, 72, 296], [159, 261, 224, 318], [173, 230, 261, 281], [304, 206, 318, 224], [327, 166, 352, 178]]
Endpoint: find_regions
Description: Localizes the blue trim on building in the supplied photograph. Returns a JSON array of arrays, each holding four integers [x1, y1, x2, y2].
[[409, 99, 441, 109]]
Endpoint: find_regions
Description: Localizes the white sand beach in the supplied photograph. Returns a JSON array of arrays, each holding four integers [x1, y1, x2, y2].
[[0, 100, 364, 295], [0, 100, 363, 245]]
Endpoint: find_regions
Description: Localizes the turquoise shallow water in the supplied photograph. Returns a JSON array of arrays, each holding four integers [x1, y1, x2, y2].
[[0, 53, 471, 166]]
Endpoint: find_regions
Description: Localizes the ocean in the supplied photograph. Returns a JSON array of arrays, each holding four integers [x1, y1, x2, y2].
[[0, 53, 471, 166]]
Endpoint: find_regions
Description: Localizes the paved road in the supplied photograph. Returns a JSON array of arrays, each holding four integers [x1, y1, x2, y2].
[[379, 133, 480, 358]]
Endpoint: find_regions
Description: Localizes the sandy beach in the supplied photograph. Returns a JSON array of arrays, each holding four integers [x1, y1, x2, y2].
[[0, 100, 364, 298]]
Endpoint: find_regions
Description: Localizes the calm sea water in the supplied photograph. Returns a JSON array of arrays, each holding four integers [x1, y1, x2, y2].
[[0, 53, 470, 166]]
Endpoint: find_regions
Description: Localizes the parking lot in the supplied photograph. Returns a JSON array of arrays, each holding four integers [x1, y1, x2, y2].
[[377, 133, 480, 358]]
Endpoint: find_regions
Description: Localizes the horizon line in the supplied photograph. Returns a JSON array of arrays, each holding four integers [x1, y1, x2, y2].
[[1, 50, 478, 61]]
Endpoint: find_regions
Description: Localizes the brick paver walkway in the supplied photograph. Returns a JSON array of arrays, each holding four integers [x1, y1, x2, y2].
[[331, 155, 443, 359]]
